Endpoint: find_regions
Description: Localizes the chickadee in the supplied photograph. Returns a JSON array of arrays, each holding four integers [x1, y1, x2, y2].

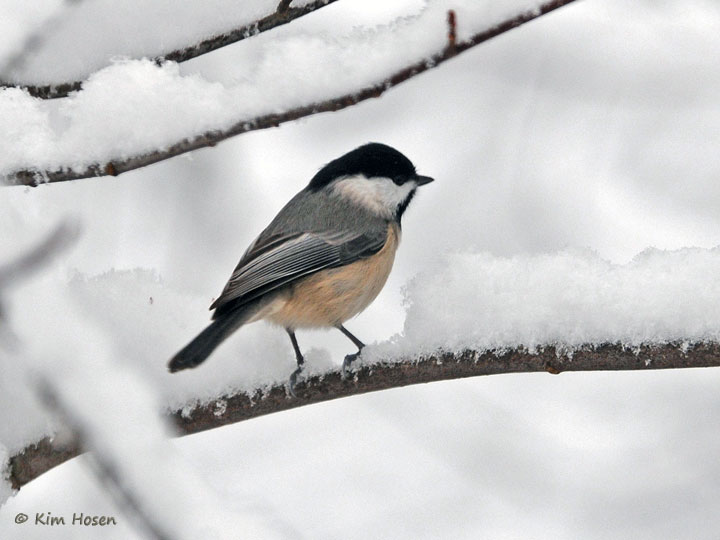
[[168, 142, 434, 391]]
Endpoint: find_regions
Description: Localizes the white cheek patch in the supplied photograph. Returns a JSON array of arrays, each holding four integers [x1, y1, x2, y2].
[[332, 175, 417, 218]]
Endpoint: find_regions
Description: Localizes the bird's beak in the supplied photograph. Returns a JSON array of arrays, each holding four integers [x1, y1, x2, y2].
[[414, 175, 434, 186]]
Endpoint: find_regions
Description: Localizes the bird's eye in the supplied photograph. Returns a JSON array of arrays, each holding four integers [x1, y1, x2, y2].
[[392, 175, 406, 185]]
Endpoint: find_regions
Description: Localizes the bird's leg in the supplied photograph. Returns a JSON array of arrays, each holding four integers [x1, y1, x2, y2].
[[337, 324, 365, 378], [286, 328, 304, 397]]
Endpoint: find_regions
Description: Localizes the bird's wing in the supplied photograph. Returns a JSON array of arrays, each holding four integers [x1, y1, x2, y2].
[[209, 226, 388, 316]]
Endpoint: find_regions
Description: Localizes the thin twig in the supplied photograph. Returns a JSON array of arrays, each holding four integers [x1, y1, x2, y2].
[[2, 0, 579, 187], [8, 340, 720, 490], [0, 0, 338, 100], [446, 10, 457, 55]]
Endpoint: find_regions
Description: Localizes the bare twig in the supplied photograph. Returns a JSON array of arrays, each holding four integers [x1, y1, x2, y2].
[[8, 340, 720, 490], [2, 0, 579, 187], [446, 10, 457, 55], [0, 0, 338, 100]]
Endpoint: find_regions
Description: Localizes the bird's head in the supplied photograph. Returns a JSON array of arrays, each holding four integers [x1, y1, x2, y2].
[[307, 142, 434, 220]]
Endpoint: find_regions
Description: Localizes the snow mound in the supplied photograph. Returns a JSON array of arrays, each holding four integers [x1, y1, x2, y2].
[[370, 247, 720, 360]]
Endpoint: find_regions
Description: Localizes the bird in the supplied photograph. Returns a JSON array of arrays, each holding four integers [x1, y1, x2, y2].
[[168, 142, 434, 393]]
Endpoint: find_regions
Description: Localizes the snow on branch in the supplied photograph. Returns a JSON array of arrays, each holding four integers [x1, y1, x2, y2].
[[145, 1, 339, 65], [0, 0, 340, 100], [2, 0, 579, 187], [8, 340, 720, 490]]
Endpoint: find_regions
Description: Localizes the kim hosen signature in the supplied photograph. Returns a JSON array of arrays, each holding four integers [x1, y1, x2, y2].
[[14, 512, 117, 527]]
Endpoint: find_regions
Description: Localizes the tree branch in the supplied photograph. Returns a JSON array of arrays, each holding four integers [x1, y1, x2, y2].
[[8, 340, 720, 490], [0, 0, 339, 100], [3, 0, 579, 187]]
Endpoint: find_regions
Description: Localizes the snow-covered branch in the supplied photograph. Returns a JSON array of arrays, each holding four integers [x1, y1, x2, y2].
[[2, 0, 578, 187], [0, 0, 339, 99], [9, 340, 720, 490]]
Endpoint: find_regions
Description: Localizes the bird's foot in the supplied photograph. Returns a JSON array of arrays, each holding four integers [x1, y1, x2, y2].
[[342, 351, 361, 379], [288, 365, 304, 398]]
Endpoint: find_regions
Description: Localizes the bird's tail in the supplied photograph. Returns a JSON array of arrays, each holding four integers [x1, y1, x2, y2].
[[168, 303, 260, 373]]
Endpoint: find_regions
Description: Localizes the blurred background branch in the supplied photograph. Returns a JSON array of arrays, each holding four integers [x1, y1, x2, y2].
[[0, 222, 79, 350], [0, 222, 79, 290], [0, 0, 85, 96], [35, 378, 173, 540]]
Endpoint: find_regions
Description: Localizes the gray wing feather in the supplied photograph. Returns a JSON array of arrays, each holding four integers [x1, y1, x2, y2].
[[210, 227, 386, 314]]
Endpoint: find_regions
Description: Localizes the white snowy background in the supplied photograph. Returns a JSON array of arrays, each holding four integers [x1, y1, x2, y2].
[[2, 0, 720, 538]]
